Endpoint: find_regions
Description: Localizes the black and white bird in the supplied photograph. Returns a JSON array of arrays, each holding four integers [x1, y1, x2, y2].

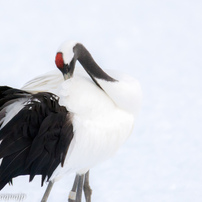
[[0, 41, 142, 201]]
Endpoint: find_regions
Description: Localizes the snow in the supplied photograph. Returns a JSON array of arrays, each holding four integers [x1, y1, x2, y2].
[[0, 0, 202, 201]]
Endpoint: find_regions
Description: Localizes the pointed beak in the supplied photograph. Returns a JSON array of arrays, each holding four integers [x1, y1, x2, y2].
[[63, 72, 72, 80], [62, 61, 75, 80]]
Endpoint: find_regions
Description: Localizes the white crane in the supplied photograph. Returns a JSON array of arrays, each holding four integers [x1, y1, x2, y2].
[[0, 41, 142, 202]]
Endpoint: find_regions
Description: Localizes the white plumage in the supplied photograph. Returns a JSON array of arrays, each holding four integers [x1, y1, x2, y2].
[[22, 67, 142, 179], [0, 41, 142, 201]]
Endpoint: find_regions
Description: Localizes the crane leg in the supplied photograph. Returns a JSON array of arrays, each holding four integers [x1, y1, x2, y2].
[[41, 180, 54, 202], [41, 171, 92, 202], [83, 171, 92, 202], [68, 174, 80, 202], [68, 174, 85, 202], [75, 174, 84, 202]]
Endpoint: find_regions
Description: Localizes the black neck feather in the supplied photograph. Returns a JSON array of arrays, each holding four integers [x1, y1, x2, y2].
[[73, 44, 117, 82]]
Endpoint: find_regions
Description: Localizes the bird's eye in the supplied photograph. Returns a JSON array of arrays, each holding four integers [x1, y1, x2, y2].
[[55, 52, 64, 69]]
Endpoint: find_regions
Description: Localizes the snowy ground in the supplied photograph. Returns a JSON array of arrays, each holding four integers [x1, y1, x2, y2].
[[0, 1, 202, 201]]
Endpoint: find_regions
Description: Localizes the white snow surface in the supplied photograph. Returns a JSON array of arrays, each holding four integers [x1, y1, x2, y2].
[[0, 1, 202, 202]]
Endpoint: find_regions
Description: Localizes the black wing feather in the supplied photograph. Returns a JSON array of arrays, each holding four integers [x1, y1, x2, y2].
[[0, 86, 73, 190]]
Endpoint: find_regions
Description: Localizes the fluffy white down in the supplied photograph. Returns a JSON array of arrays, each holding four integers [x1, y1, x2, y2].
[[22, 70, 63, 94], [21, 68, 142, 180], [50, 74, 136, 180]]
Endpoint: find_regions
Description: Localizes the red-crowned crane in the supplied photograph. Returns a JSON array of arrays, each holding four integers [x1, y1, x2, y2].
[[0, 41, 142, 202]]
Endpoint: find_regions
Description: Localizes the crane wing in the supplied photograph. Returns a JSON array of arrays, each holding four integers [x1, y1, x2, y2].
[[0, 86, 73, 189]]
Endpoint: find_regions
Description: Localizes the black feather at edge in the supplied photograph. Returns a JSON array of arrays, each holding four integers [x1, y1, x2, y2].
[[0, 86, 73, 189]]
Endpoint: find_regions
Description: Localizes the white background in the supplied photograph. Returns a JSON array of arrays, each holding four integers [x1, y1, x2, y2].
[[0, 1, 202, 201]]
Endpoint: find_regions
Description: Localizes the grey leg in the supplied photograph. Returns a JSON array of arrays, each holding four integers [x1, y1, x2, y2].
[[83, 171, 92, 202], [41, 181, 54, 202], [68, 175, 80, 202], [76, 174, 84, 202]]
